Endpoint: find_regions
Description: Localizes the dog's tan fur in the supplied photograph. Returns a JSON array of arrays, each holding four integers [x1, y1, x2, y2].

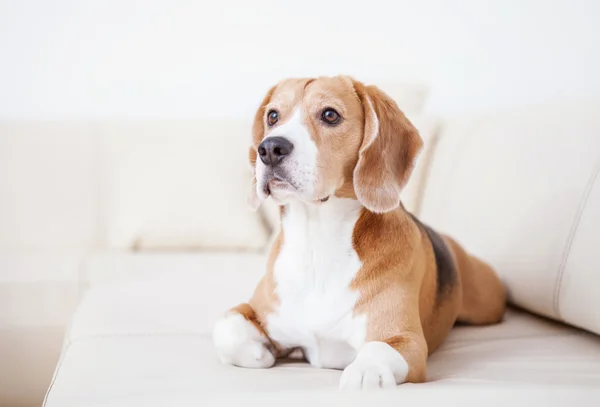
[[239, 76, 506, 383]]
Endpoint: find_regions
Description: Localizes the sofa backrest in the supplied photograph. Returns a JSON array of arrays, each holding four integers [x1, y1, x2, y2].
[[0, 120, 272, 252], [418, 99, 600, 336], [0, 122, 99, 250]]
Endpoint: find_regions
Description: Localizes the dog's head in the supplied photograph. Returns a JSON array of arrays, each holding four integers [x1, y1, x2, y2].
[[249, 76, 423, 213]]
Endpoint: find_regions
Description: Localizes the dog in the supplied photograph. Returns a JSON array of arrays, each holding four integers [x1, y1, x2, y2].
[[213, 76, 506, 389]]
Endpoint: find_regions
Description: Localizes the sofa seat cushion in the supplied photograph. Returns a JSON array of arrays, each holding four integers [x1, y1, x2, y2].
[[44, 253, 600, 406]]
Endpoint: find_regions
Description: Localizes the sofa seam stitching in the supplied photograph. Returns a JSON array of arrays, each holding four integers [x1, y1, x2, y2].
[[553, 156, 600, 319]]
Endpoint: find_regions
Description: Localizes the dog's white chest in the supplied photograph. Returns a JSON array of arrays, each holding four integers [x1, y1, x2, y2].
[[266, 198, 366, 369]]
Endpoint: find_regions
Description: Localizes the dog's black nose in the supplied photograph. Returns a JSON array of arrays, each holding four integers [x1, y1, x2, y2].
[[258, 137, 294, 167]]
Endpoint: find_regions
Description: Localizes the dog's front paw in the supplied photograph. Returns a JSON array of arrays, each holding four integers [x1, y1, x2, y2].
[[213, 313, 275, 368], [340, 362, 396, 389], [339, 341, 409, 390]]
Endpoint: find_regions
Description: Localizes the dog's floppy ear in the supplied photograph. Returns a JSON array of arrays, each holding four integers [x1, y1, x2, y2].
[[352, 80, 423, 213], [247, 85, 277, 210]]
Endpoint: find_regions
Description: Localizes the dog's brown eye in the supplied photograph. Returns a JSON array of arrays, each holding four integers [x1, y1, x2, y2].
[[267, 110, 279, 126], [321, 108, 341, 125]]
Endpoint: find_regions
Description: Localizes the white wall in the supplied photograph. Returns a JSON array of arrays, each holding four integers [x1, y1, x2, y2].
[[1, 0, 598, 119]]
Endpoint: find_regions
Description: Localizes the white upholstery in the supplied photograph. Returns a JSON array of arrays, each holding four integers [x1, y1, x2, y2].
[[99, 120, 270, 251], [43, 253, 600, 407], [0, 123, 99, 249], [401, 115, 441, 215], [558, 170, 600, 333], [4, 95, 600, 406], [419, 100, 600, 335], [0, 120, 272, 253], [0, 252, 83, 407]]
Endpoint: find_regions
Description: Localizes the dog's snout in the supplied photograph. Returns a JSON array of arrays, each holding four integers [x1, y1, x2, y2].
[[258, 137, 294, 167]]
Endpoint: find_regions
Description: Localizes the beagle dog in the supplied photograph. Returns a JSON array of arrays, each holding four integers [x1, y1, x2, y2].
[[213, 76, 506, 389]]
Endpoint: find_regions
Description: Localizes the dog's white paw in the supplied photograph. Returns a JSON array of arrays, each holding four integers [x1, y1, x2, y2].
[[213, 313, 275, 368], [339, 341, 409, 390]]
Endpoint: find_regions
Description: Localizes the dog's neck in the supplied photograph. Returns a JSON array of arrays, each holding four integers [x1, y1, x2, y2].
[[279, 196, 363, 244], [274, 196, 363, 291]]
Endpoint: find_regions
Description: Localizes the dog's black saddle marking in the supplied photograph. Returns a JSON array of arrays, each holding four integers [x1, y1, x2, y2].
[[408, 213, 457, 300]]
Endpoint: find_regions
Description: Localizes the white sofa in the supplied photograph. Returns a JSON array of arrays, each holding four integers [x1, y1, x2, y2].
[[2, 91, 600, 406]]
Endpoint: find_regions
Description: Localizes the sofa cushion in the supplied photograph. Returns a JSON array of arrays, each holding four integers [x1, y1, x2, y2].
[[0, 122, 99, 250], [419, 100, 600, 335], [44, 253, 600, 406], [99, 121, 271, 252], [400, 115, 441, 216]]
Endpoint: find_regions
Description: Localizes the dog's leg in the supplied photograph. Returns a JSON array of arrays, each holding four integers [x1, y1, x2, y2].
[[213, 303, 276, 368], [444, 236, 506, 325]]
